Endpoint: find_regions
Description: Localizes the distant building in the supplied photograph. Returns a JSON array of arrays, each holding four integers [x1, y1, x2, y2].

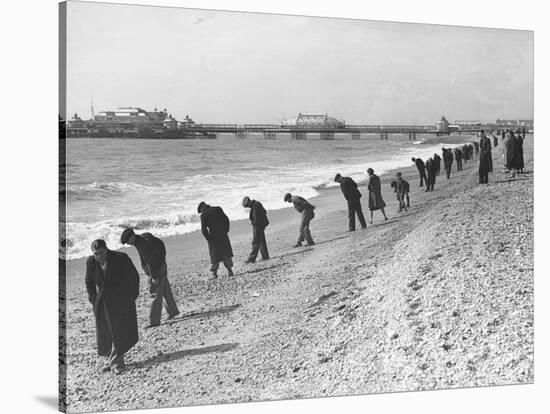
[[436, 116, 450, 132], [282, 113, 345, 128], [163, 114, 178, 130], [93, 107, 168, 131], [179, 114, 196, 128], [67, 113, 86, 129], [455, 120, 482, 126], [496, 119, 533, 129]]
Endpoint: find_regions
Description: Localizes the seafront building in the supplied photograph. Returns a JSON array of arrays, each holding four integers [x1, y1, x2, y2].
[[281, 113, 345, 128]]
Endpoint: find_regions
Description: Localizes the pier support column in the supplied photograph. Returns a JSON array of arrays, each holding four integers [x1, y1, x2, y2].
[[380, 133, 384, 140], [235, 130, 247, 139], [320, 132, 334, 140], [291, 131, 307, 140], [351, 131, 360, 140], [263, 131, 276, 140], [385, 132, 389, 140]]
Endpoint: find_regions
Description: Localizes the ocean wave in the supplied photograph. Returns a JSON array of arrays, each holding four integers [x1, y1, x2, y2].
[[67, 181, 156, 199]]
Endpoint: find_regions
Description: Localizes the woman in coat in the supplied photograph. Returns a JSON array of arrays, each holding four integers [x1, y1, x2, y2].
[[366, 168, 388, 223], [85, 239, 140, 374], [198, 202, 234, 279]]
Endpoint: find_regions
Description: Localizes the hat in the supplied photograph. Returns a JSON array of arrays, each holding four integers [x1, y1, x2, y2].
[[396, 172, 402, 177], [197, 201, 207, 214], [120, 228, 135, 244], [242, 196, 251, 207], [367, 168, 374, 174], [334, 173, 341, 182], [284, 193, 292, 202]]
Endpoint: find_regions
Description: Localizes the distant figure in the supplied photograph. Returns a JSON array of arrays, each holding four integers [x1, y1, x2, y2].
[[522, 127, 526, 139], [442, 148, 454, 179], [425, 157, 436, 191], [433, 153, 442, 176], [516, 129, 525, 173], [197, 202, 234, 279], [473, 141, 479, 157], [492, 134, 499, 148], [478, 130, 492, 184], [506, 130, 520, 178], [121, 228, 179, 327], [391, 172, 410, 212], [334, 173, 367, 231], [411, 157, 428, 187], [285, 193, 315, 247], [242, 196, 270, 263], [454, 148, 463, 171], [366, 168, 388, 223], [468, 144, 475, 161], [462, 144, 469, 162], [502, 131, 511, 170], [85, 239, 139, 375]]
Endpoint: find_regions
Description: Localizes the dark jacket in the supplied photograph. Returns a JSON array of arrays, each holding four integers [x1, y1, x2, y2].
[[443, 149, 454, 166], [339, 176, 362, 201], [454, 148, 463, 160], [414, 158, 425, 171], [200, 205, 234, 264], [85, 250, 140, 356], [291, 195, 315, 213], [249, 200, 269, 228], [134, 233, 166, 278]]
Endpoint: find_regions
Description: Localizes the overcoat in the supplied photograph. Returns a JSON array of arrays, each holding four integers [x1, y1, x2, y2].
[[517, 136, 525, 170], [339, 176, 362, 201], [200, 205, 234, 264], [479, 136, 492, 177], [506, 136, 521, 170], [367, 174, 386, 210], [85, 250, 140, 356]]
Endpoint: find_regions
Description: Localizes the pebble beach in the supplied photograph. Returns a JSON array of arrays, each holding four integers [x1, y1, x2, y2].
[[61, 135, 534, 413]]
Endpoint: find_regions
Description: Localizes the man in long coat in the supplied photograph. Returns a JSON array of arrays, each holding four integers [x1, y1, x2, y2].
[[478, 131, 492, 184], [506, 130, 521, 178], [366, 168, 388, 223], [433, 153, 442, 176], [516, 129, 525, 173], [425, 157, 436, 191], [242, 196, 270, 263], [411, 157, 428, 187], [120, 228, 179, 328], [454, 148, 463, 171], [85, 239, 139, 374], [284, 192, 316, 247], [442, 148, 454, 179], [334, 173, 367, 231], [198, 201, 234, 278]]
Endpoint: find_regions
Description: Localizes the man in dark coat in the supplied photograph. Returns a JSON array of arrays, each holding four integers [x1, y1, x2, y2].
[[505, 130, 520, 177], [516, 129, 525, 173], [334, 173, 367, 231], [284, 192, 315, 247], [197, 202, 234, 279], [442, 148, 454, 179], [121, 228, 179, 328], [242, 196, 270, 263], [454, 147, 463, 171], [478, 131, 492, 184], [425, 157, 436, 191], [411, 157, 428, 187], [433, 153, 442, 176], [462, 144, 470, 162], [85, 239, 139, 374], [391, 172, 410, 212]]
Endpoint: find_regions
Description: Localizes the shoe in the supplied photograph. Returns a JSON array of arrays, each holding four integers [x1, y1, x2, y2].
[[384, 217, 388, 220], [210, 273, 218, 280], [144, 323, 160, 329], [228, 270, 235, 277], [361, 226, 367, 230], [306, 241, 315, 246], [348, 229, 356, 232], [293, 243, 303, 248], [244, 259, 256, 264], [167, 312, 179, 320], [260, 257, 270, 261], [112, 366, 124, 375]]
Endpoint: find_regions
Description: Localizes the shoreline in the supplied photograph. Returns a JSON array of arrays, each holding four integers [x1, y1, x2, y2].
[[65, 133, 478, 286], [63, 134, 533, 412]]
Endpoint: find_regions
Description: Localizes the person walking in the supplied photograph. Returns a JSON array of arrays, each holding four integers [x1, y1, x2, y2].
[[411, 157, 428, 187], [442, 148, 454, 179], [334, 173, 367, 231], [366, 168, 388, 223], [120, 228, 180, 327], [284, 192, 316, 247], [197, 202, 235, 279], [242, 196, 270, 263], [454, 147, 463, 171], [85, 239, 140, 374], [392, 172, 409, 212], [478, 130, 492, 184], [425, 157, 436, 191]]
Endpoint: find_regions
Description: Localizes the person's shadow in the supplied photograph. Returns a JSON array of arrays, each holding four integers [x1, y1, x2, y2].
[[34, 396, 58, 410]]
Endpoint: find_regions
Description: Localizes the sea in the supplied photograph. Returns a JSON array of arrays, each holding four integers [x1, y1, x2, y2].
[[62, 133, 468, 260]]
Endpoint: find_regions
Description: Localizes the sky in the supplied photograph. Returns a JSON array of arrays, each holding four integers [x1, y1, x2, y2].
[[64, 1, 534, 124]]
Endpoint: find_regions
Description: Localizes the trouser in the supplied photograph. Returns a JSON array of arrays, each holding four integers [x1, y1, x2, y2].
[[445, 163, 452, 179], [488, 154, 493, 173], [149, 263, 179, 326], [109, 344, 125, 369], [210, 257, 233, 273], [456, 159, 462, 171], [397, 194, 408, 211], [248, 226, 269, 261], [347, 199, 367, 230], [297, 210, 314, 244], [417, 169, 427, 187], [479, 166, 489, 184], [426, 173, 435, 191]]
